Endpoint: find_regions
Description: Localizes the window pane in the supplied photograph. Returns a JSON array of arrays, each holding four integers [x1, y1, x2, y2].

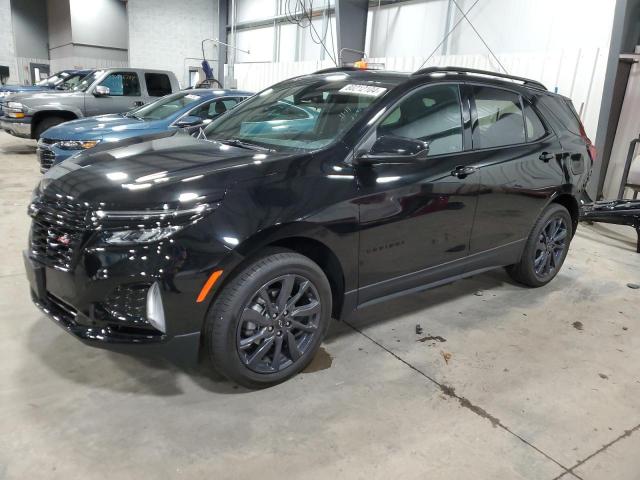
[[473, 87, 525, 148], [145, 73, 172, 97], [379, 84, 463, 156], [100, 72, 140, 97], [524, 102, 546, 141]]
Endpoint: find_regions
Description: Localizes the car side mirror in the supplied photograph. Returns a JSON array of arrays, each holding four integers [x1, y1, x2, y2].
[[175, 115, 203, 128], [93, 85, 110, 97], [355, 135, 429, 164]]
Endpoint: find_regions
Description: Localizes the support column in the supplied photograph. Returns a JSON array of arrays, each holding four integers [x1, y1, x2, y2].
[[217, 0, 228, 87], [335, 0, 368, 65]]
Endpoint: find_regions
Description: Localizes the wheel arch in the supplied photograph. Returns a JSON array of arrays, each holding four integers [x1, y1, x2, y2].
[[31, 110, 79, 137], [549, 192, 580, 236]]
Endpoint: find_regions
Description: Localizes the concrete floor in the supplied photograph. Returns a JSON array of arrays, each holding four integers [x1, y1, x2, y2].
[[1, 131, 639, 480]]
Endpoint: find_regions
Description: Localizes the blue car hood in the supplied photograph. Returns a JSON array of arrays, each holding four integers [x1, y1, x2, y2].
[[43, 114, 168, 140]]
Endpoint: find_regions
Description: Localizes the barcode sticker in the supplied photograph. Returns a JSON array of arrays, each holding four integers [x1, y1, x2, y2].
[[339, 84, 387, 97]]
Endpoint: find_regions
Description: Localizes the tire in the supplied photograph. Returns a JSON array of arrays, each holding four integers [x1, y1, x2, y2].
[[507, 203, 573, 288], [204, 248, 332, 388], [33, 116, 66, 139]]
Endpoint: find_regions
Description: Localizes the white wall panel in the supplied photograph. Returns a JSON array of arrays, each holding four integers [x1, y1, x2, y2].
[[0, 0, 20, 84]]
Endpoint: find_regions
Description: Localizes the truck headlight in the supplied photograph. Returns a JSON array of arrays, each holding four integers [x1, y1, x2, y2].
[[102, 225, 183, 245], [6, 101, 26, 118], [56, 140, 100, 150]]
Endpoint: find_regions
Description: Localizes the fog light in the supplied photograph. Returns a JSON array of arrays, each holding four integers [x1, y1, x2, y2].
[[146, 282, 166, 333]]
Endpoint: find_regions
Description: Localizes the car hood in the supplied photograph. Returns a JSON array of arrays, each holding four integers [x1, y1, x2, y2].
[[8, 90, 83, 105], [38, 130, 299, 209], [0, 85, 46, 93], [43, 114, 166, 140]]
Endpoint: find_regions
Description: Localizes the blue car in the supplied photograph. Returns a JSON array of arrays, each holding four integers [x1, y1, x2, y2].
[[37, 88, 252, 172], [0, 70, 93, 99]]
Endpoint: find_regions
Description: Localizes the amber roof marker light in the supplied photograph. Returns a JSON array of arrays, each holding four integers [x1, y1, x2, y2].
[[196, 270, 223, 303]]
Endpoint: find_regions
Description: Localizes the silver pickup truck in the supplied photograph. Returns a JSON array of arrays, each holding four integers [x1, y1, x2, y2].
[[0, 67, 179, 139]]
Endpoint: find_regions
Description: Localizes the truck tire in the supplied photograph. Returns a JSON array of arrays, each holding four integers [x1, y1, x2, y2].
[[33, 116, 67, 140]]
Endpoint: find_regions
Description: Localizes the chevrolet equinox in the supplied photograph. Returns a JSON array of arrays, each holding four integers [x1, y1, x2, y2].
[[24, 67, 594, 388]]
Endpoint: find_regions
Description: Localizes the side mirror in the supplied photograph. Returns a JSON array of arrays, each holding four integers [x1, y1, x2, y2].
[[355, 135, 429, 164], [93, 85, 110, 97], [175, 115, 203, 128], [202, 118, 213, 125]]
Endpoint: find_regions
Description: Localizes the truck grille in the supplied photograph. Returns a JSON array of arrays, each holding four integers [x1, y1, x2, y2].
[[28, 197, 90, 271]]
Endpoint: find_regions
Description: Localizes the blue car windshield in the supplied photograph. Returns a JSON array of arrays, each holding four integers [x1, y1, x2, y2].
[[127, 91, 209, 120], [203, 76, 387, 151]]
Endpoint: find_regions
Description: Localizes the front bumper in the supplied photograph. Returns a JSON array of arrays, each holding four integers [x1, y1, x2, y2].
[[0, 116, 31, 138], [23, 246, 209, 365]]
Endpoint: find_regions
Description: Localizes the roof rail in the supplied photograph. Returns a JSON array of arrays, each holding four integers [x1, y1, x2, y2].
[[411, 66, 547, 90], [313, 66, 364, 74]]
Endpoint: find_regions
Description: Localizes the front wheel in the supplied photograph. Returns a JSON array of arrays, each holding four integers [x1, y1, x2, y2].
[[204, 249, 332, 388], [507, 203, 573, 287]]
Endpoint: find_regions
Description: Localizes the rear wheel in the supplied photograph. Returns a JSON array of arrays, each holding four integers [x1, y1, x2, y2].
[[204, 249, 332, 388], [507, 203, 572, 287], [33, 116, 66, 139]]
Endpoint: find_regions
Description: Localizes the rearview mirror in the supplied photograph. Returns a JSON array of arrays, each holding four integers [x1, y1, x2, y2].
[[175, 115, 203, 128], [355, 135, 429, 164], [93, 85, 110, 97]]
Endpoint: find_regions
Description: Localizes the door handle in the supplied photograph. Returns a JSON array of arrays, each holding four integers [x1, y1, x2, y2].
[[133, 101, 144, 107], [451, 165, 477, 179], [539, 152, 554, 162]]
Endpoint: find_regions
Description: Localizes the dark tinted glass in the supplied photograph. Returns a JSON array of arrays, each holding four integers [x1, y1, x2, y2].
[[524, 102, 546, 141], [379, 84, 463, 156], [538, 95, 582, 135], [473, 86, 525, 148], [145, 73, 172, 97]]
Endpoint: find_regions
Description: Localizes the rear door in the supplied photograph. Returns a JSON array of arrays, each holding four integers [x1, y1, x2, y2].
[[85, 71, 145, 116], [464, 84, 565, 258], [355, 83, 481, 303]]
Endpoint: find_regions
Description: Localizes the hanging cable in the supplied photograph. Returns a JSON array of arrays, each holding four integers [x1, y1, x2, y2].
[[450, 0, 508, 74], [284, 0, 337, 65], [417, 0, 481, 70]]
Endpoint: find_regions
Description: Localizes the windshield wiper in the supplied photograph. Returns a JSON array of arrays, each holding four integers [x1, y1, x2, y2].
[[217, 138, 274, 152], [125, 112, 144, 120]]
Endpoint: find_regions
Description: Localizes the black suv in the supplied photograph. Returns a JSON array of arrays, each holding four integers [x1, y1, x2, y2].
[[25, 67, 594, 387]]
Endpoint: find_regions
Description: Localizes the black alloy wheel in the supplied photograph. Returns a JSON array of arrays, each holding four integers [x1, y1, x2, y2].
[[237, 274, 322, 373], [533, 217, 569, 280]]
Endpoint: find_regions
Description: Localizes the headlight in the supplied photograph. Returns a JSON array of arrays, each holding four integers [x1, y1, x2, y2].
[[56, 140, 100, 150], [5, 101, 26, 118], [102, 226, 183, 245], [0, 91, 9, 98]]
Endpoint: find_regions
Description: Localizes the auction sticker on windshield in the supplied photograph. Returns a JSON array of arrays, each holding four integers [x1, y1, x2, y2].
[[339, 84, 387, 97]]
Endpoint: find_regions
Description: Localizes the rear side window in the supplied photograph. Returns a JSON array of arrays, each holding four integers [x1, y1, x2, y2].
[[472, 86, 525, 148], [99, 72, 141, 96], [379, 84, 463, 156], [145, 73, 172, 97], [524, 102, 546, 141]]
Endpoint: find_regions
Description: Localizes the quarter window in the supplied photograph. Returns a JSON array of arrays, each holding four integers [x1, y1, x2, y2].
[[378, 84, 463, 156], [99, 72, 141, 97], [524, 102, 546, 141], [472, 86, 525, 149]]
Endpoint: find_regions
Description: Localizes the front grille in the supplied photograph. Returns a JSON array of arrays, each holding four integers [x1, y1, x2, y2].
[[29, 197, 90, 271], [102, 285, 150, 326], [38, 147, 56, 173]]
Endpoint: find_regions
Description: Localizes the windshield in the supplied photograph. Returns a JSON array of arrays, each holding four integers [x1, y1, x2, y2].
[[203, 77, 388, 151], [127, 91, 209, 120], [72, 70, 103, 92], [55, 72, 91, 90], [35, 71, 69, 87]]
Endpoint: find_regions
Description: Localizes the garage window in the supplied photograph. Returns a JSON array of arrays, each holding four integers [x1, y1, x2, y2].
[[472, 86, 525, 149], [145, 73, 172, 97]]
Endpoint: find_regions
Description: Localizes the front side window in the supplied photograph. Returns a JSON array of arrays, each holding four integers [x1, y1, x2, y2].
[[203, 78, 387, 151], [191, 98, 240, 120], [99, 72, 141, 97], [128, 92, 210, 120], [472, 86, 525, 149], [378, 84, 463, 156]]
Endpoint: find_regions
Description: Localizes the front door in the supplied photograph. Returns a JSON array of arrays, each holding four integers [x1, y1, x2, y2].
[[355, 83, 480, 304], [85, 71, 145, 116]]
